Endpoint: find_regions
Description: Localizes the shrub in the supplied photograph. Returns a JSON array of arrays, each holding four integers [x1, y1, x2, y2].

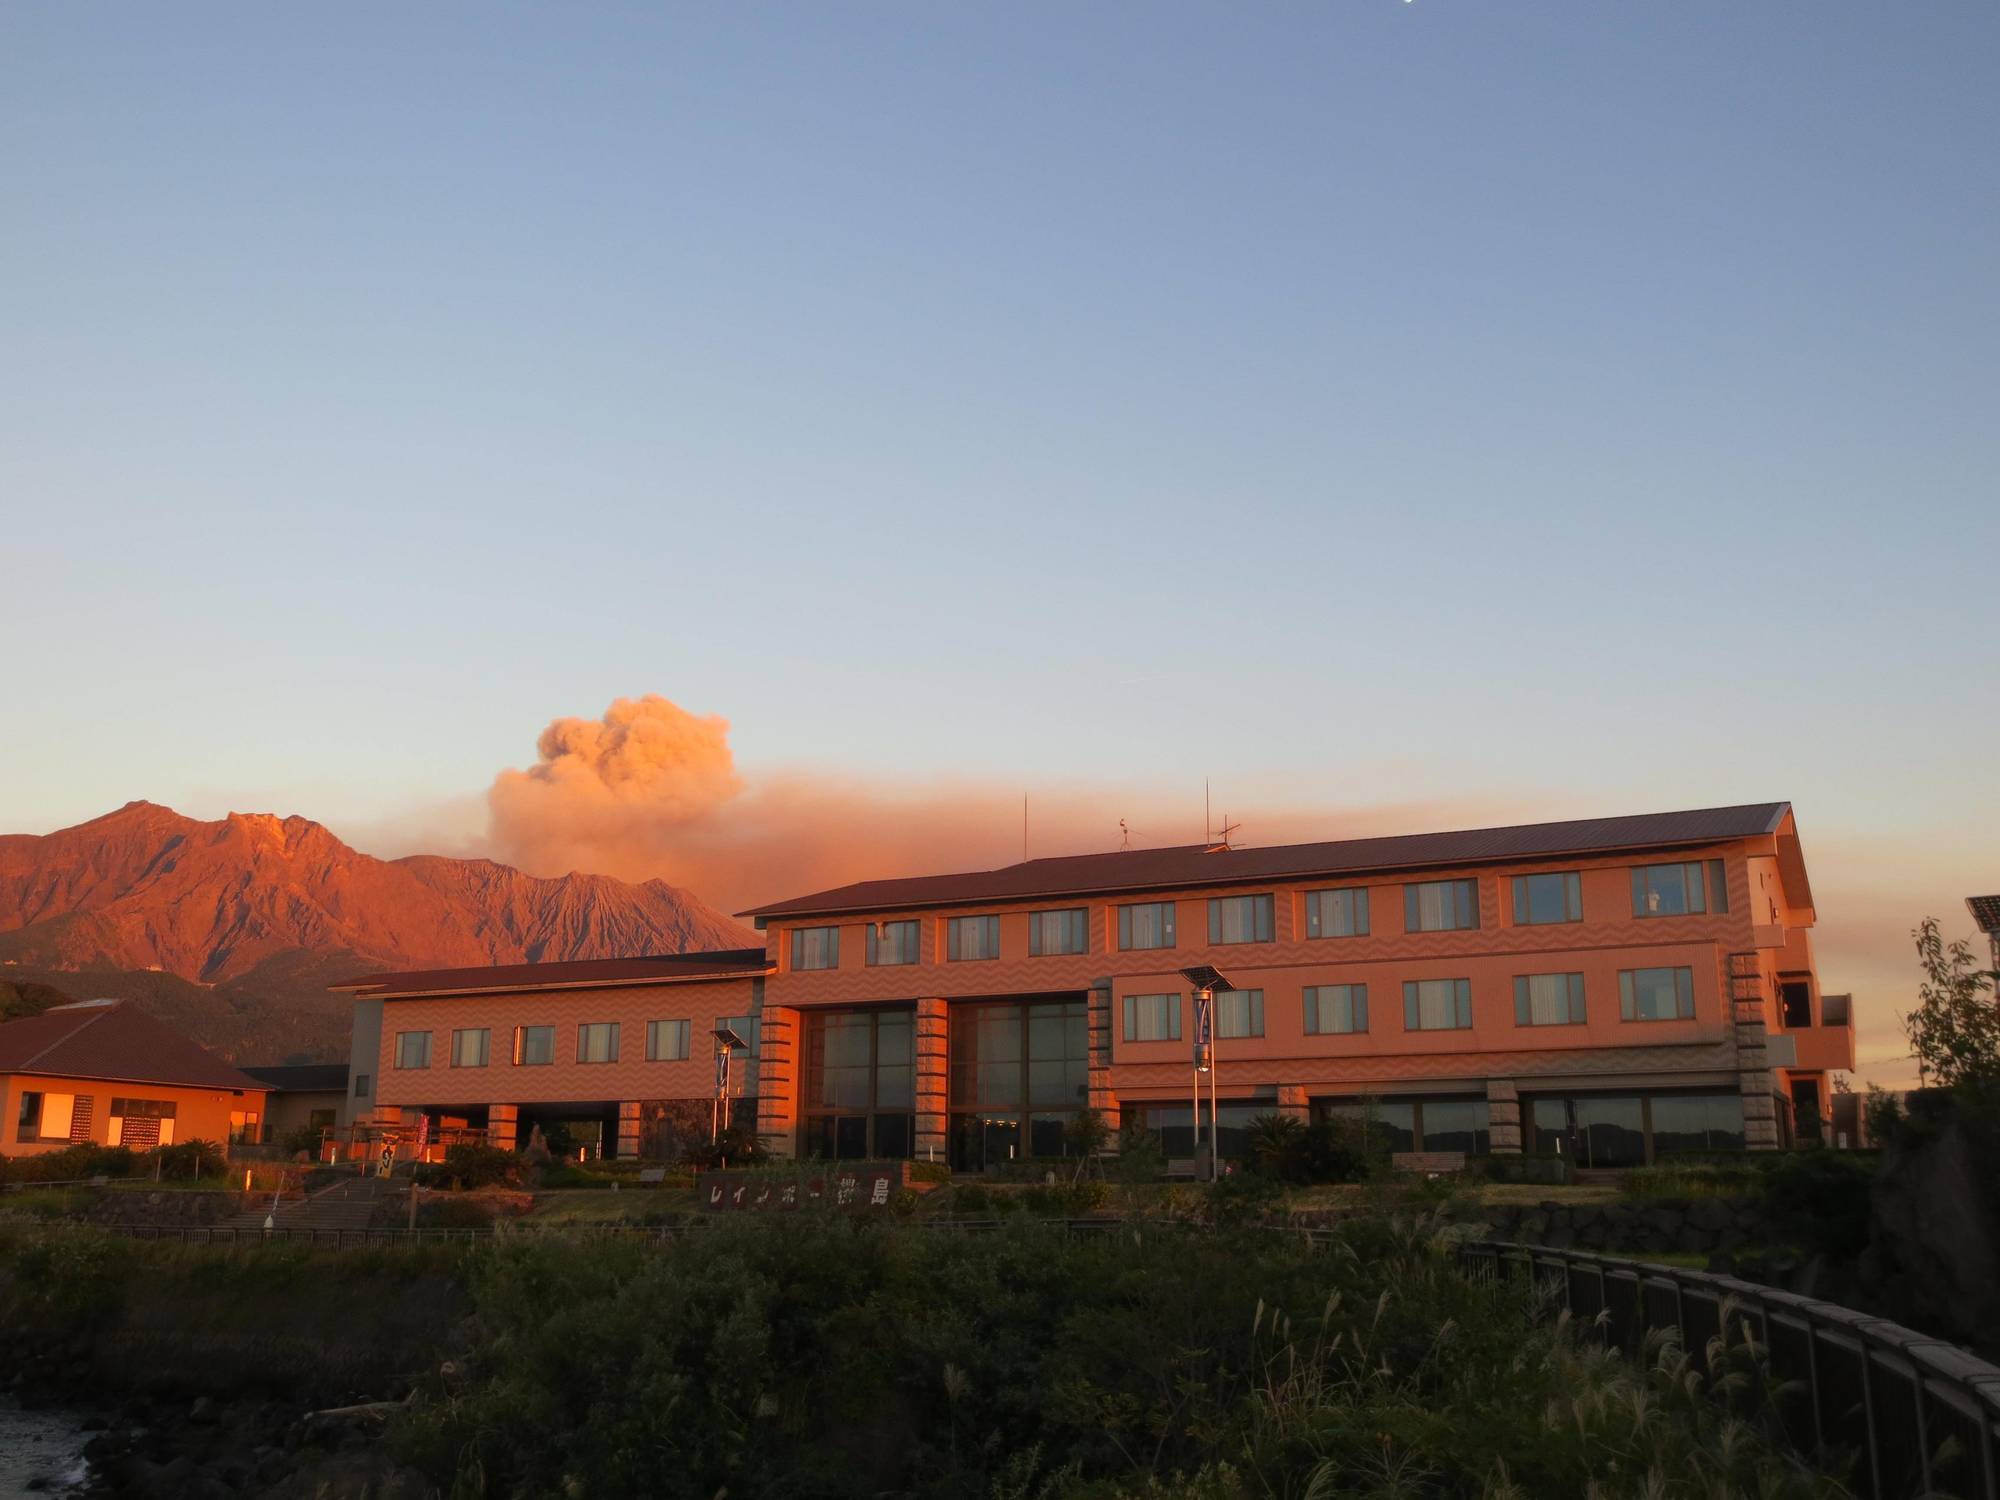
[[147, 1139, 227, 1181], [1019, 1180, 1110, 1217], [418, 1196, 496, 1231], [680, 1126, 768, 1171], [905, 1159, 950, 1184], [0, 1143, 137, 1184], [1109, 1116, 1165, 1183], [1305, 1116, 1373, 1183], [1762, 1148, 1876, 1256], [430, 1143, 524, 1191], [1863, 1084, 1904, 1146], [951, 1183, 991, 1216], [1245, 1112, 1310, 1182]]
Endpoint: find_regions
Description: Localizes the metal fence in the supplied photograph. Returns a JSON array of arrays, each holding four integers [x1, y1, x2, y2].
[[1459, 1240, 2000, 1500]]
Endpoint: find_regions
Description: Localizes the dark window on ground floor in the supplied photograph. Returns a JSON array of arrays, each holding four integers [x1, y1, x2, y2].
[[1312, 1097, 1490, 1156], [800, 1007, 915, 1160], [949, 998, 1089, 1170], [1122, 1101, 1269, 1162], [1525, 1089, 1744, 1167]]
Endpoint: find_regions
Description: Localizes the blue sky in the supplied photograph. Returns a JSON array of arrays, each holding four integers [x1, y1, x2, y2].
[[3, 4, 1995, 1079]]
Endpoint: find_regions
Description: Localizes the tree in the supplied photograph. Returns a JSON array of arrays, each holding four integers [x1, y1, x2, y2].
[[1904, 917, 2000, 1088]]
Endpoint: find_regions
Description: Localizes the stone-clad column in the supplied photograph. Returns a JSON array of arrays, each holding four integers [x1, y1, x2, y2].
[[756, 1005, 800, 1159], [1486, 1079, 1522, 1153], [487, 1103, 518, 1153], [1085, 984, 1119, 1147], [1277, 1084, 1309, 1123], [1731, 952, 1781, 1151], [915, 998, 949, 1166]]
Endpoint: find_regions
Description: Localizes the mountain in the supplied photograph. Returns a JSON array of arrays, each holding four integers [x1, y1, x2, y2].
[[0, 801, 756, 1062]]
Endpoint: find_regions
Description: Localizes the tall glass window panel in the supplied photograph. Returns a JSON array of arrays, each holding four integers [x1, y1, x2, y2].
[[451, 1028, 489, 1068], [791, 926, 840, 970], [1404, 879, 1478, 932], [1513, 973, 1586, 1026], [866, 920, 920, 966], [1304, 888, 1369, 939], [1118, 901, 1177, 951], [577, 1022, 620, 1064], [947, 915, 1002, 961], [514, 1026, 554, 1066], [1321, 1099, 1416, 1154], [1419, 1099, 1490, 1154], [1027, 1003, 1088, 1109], [1207, 894, 1274, 944], [1649, 1092, 1747, 1154], [1619, 966, 1695, 1021], [1304, 984, 1368, 1035], [1027, 908, 1089, 956], [1403, 978, 1472, 1031], [1123, 992, 1181, 1042], [647, 1019, 690, 1061], [1630, 862, 1725, 918], [1213, 988, 1264, 1039], [1511, 872, 1582, 925]]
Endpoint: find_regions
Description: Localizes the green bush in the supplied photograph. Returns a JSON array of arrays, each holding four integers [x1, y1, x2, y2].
[[1018, 1180, 1110, 1217], [1763, 1148, 1876, 1257], [146, 1139, 228, 1181], [1245, 1112, 1311, 1182], [680, 1125, 768, 1171], [1305, 1116, 1373, 1183], [905, 1159, 950, 1184], [418, 1196, 496, 1230], [951, 1182, 991, 1216], [421, 1143, 525, 1191], [394, 1215, 1845, 1499], [0, 1143, 138, 1184]]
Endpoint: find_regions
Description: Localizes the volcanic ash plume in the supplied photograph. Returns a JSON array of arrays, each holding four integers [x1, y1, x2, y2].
[[486, 695, 744, 884]]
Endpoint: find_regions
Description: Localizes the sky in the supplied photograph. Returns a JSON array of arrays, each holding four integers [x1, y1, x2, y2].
[[3, 3, 1995, 1086]]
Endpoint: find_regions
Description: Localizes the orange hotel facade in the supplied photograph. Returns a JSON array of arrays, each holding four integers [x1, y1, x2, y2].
[[339, 803, 1855, 1169]]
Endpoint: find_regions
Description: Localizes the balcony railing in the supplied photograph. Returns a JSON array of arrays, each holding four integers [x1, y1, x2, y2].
[[1459, 1240, 2000, 1500]]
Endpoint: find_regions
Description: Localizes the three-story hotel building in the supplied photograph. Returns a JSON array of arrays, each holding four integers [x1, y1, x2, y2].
[[337, 803, 1853, 1169]]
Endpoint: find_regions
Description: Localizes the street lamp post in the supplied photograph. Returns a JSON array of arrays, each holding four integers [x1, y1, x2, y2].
[[710, 1025, 749, 1163], [1180, 966, 1233, 1184]]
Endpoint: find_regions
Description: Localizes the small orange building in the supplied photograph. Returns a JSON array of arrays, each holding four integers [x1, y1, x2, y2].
[[339, 803, 1853, 1171], [0, 999, 268, 1157]]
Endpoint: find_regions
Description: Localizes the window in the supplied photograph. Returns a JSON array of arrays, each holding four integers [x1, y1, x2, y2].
[[1514, 972, 1587, 1026], [577, 1022, 621, 1063], [1028, 908, 1089, 956], [1619, 966, 1695, 1021], [947, 914, 1002, 961], [16, 1092, 76, 1143], [949, 999, 1090, 1168], [513, 1025, 555, 1066], [1530, 1091, 1743, 1165], [866, 920, 920, 966], [1404, 879, 1478, 932], [1123, 993, 1181, 1042], [394, 1031, 432, 1069], [1403, 978, 1472, 1031], [352, 1073, 371, 1100], [107, 1097, 175, 1149], [451, 1028, 490, 1068], [791, 926, 840, 970], [15, 1091, 42, 1142], [1208, 894, 1274, 944], [1118, 901, 1177, 951], [1213, 988, 1264, 1038], [1315, 1096, 1490, 1156], [801, 1009, 915, 1160], [1511, 871, 1582, 925], [1304, 984, 1368, 1035], [1304, 888, 1369, 939], [647, 1019, 691, 1061], [1630, 860, 1727, 917], [1780, 980, 1813, 1029]]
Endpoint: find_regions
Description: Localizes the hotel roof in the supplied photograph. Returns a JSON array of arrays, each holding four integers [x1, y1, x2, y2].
[[331, 947, 773, 1000], [742, 802, 1797, 920], [0, 999, 263, 1092]]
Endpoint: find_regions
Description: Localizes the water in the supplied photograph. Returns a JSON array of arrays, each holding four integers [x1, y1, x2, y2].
[[0, 1398, 89, 1498]]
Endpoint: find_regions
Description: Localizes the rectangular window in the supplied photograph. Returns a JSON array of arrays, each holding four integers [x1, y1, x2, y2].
[[1207, 894, 1274, 945], [450, 1028, 490, 1068], [716, 1014, 761, 1061], [790, 926, 840, 970], [1117, 901, 1177, 951], [947, 999, 1090, 1169], [393, 1031, 432, 1069], [1780, 980, 1813, 1029], [1513, 972, 1587, 1026], [1630, 860, 1726, 918], [1213, 988, 1264, 1038], [1511, 871, 1582, 925], [577, 1022, 620, 1063], [1027, 908, 1089, 956], [1402, 978, 1473, 1031], [1304, 984, 1369, 1035], [647, 1018, 691, 1061], [801, 1008, 916, 1160], [946, 914, 1002, 961], [1404, 879, 1478, 932], [1620, 967, 1695, 1021], [1304, 887, 1369, 939], [513, 1025, 555, 1066], [1122, 993, 1182, 1042], [352, 1073, 371, 1100], [15, 1091, 42, 1142], [865, 919, 920, 966]]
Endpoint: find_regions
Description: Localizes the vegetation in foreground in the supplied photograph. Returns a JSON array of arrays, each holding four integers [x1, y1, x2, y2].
[[398, 1216, 1848, 1500]]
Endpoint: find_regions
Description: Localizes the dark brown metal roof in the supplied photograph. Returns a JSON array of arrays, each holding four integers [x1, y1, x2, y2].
[[332, 947, 773, 1000], [1968, 895, 2000, 935], [742, 803, 1795, 920], [240, 1063, 349, 1093], [0, 1000, 263, 1092]]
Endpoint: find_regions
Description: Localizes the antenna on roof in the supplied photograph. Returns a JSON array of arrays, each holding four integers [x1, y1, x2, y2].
[[1118, 818, 1131, 850], [1022, 794, 1028, 863]]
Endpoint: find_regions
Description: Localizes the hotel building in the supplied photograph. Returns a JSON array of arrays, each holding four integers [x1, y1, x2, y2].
[[339, 802, 1853, 1169]]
